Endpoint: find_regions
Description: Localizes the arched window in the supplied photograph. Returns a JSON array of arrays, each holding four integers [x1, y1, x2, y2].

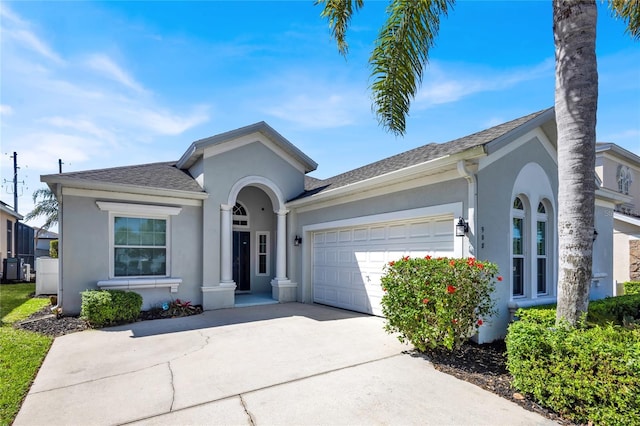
[[617, 165, 633, 195], [512, 196, 526, 297], [232, 202, 249, 227], [536, 202, 548, 295]]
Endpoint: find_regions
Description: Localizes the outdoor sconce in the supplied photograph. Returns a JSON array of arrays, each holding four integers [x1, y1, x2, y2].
[[593, 228, 598, 242], [294, 235, 302, 246], [455, 217, 469, 237]]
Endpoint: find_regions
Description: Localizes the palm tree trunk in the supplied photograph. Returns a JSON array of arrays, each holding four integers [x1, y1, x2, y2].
[[553, 0, 598, 326]]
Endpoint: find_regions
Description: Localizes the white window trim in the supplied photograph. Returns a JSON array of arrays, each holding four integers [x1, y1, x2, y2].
[[536, 206, 549, 296], [512, 203, 527, 299], [96, 202, 181, 279], [256, 231, 270, 276]]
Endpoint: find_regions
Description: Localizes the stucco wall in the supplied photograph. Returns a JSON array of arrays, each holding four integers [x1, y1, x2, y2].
[[60, 194, 203, 314], [476, 135, 558, 342], [201, 141, 306, 290]]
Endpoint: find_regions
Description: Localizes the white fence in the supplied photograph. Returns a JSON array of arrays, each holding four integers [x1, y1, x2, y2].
[[36, 257, 58, 295]]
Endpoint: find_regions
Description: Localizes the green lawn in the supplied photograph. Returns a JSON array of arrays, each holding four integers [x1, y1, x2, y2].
[[0, 283, 53, 426]]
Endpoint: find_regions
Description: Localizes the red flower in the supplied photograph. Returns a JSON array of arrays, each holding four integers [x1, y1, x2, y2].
[[476, 263, 484, 270], [467, 257, 475, 266], [402, 256, 410, 261], [449, 260, 455, 267], [425, 255, 432, 260], [477, 319, 483, 326], [422, 298, 429, 304], [389, 261, 395, 267], [382, 287, 387, 292], [497, 276, 503, 282], [447, 285, 456, 294], [452, 319, 459, 324]]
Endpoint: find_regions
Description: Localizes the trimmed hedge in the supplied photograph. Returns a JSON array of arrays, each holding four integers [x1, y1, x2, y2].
[[587, 293, 640, 325], [507, 296, 640, 425], [80, 290, 142, 327], [49, 240, 58, 258], [625, 281, 640, 295]]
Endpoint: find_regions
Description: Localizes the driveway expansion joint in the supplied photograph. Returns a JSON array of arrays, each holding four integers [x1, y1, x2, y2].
[[167, 361, 176, 412]]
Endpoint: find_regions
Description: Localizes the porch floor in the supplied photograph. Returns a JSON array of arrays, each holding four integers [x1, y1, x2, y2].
[[234, 292, 278, 308]]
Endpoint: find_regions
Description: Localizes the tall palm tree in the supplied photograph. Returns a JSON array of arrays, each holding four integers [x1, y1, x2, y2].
[[318, 0, 639, 326], [24, 188, 58, 237]]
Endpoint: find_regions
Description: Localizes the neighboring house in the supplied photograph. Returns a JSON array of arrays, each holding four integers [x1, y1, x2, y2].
[[0, 200, 22, 277], [596, 143, 639, 286], [33, 228, 59, 259], [42, 108, 625, 342]]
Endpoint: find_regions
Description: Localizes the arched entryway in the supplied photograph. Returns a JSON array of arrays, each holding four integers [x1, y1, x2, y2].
[[220, 176, 295, 304]]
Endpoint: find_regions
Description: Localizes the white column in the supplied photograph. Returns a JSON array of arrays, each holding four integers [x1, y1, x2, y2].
[[274, 209, 289, 282], [220, 204, 234, 286]]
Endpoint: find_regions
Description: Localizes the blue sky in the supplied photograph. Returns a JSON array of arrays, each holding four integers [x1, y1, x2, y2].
[[1, 1, 639, 228]]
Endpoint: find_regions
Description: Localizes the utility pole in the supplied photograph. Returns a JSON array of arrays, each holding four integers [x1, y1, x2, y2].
[[59, 159, 63, 174], [12, 152, 18, 213]]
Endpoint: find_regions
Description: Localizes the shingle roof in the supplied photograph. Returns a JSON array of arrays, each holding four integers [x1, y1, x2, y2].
[[44, 162, 204, 194], [302, 108, 552, 195]]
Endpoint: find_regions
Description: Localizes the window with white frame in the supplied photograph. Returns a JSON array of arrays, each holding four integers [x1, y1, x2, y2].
[[233, 202, 249, 227], [617, 165, 633, 195], [96, 202, 181, 279], [114, 217, 167, 277], [256, 231, 269, 275], [536, 202, 548, 295], [512, 197, 525, 297]]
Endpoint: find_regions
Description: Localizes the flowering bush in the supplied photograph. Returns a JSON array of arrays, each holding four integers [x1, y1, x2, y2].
[[380, 256, 500, 351]]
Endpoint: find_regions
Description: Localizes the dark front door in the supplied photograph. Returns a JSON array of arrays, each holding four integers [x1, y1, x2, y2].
[[233, 231, 250, 291]]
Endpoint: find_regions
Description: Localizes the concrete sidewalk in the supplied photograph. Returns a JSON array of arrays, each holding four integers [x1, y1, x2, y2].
[[15, 303, 556, 425]]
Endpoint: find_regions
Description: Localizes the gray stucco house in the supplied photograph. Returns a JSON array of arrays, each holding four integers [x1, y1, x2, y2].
[[42, 108, 624, 342]]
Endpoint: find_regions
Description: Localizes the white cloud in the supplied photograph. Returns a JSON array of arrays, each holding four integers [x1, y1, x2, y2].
[[132, 106, 210, 136], [415, 58, 554, 107], [86, 54, 145, 93], [39, 117, 115, 142], [266, 93, 362, 129], [0, 104, 13, 115]]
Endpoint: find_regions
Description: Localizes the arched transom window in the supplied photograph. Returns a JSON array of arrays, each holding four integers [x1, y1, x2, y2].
[[232, 202, 249, 227]]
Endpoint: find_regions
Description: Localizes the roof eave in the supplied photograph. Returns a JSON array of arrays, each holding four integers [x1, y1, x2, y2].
[[176, 121, 318, 173], [41, 176, 209, 200], [484, 108, 555, 155], [288, 145, 486, 208]]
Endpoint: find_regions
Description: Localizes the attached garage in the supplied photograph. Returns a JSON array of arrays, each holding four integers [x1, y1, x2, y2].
[[311, 214, 455, 316]]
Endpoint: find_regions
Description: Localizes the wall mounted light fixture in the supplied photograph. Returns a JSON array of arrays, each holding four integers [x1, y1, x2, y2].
[[456, 217, 469, 237], [294, 235, 302, 246]]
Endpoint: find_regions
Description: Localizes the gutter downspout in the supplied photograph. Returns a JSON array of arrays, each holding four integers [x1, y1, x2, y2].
[[457, 160, 477, 258], [55, 184, 63, 310]]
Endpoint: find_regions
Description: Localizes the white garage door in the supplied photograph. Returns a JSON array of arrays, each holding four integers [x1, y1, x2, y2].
[[312, 215, 455, 316]]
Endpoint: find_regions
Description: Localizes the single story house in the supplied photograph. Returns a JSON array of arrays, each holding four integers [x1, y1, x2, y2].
[[42, 107, 625, 342]]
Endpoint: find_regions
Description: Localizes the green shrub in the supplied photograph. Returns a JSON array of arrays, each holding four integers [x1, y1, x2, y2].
[[624, 281, 640, 295], [380, 256, 500, 351], [80, 290, 142, 327], [49, 240, 58, 258], [513, 305, 556, 327], [507, 321, 640, 424], [587, 294, 640, 326]]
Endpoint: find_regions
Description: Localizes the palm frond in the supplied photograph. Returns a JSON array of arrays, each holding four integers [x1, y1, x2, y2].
[[317, 0, 364, 56], [24, 187, 59, 231], [370, 0, 454, 136], [610, 0, 640, 39]]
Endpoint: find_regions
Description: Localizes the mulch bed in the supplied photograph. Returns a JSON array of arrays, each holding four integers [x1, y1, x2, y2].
[[15, 307, 574, 424], [417, 342, 576, 425]]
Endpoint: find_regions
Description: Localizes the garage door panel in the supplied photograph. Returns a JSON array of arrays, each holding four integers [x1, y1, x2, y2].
[[313, 215, 454, 316]]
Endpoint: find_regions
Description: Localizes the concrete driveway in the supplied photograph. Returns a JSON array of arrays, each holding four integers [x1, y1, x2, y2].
[[15, 303, 556, 425]]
